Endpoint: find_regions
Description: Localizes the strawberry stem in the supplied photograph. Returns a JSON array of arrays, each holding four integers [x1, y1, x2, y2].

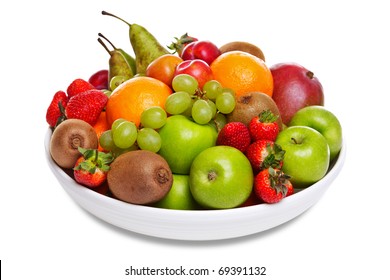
[[54, 102, 67, 128], [259, 109, 278, 123], [268, 167, 291, 197]]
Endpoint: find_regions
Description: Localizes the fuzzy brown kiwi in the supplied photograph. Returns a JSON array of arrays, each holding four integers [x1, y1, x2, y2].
[[50, 119, 98, 169], [227, 92, 283, 130], [219, 41, 266, 61], [107, 150, 173, 205]]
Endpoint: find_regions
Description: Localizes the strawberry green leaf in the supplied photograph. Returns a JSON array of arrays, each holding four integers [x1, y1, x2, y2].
[[259, 109, 279, 123]]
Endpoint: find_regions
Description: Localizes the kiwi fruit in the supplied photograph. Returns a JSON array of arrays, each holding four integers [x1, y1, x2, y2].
[[227, 92, 283, 130], [219, 41, 265, 61], [50, 119, 98, 169], [107, 150, 173, 205]]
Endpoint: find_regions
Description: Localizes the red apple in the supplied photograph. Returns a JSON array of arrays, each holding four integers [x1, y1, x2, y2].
[[88, 69, 109, 90], [174, 59, 214, 89], [181, 40, 221, 65], [270, 63, 324, 125]]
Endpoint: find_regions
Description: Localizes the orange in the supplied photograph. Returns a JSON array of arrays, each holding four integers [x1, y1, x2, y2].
[[105, 76, 172, 127], [93, 111, 110, 151], [210, 51, 273, 98]]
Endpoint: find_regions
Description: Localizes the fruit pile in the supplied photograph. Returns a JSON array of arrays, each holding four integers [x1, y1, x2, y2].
[[46, 11, 343, 210]]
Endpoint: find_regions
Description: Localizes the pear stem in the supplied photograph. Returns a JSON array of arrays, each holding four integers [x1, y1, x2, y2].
[[102, 11, 132, 27], [98, 33, 117, 50], [97, 38, 111, 55]]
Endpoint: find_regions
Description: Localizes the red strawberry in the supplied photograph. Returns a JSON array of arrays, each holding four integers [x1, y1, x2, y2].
[[239, 190, 263, 207], [286, 181, 294, 197], [65, 89, 108, 126], [46, 90, 68, 127], [254, 167, 292, 204], [249, 109, 280, 142], [245, 140, 285, 173], [216, 122, 251, 152], [168, 33, 198, 55], [73, 147, 113, 188], [67, 78, 95, 99]]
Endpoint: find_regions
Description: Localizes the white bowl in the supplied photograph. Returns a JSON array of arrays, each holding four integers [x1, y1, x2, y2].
[[45, 129, 346, 241]]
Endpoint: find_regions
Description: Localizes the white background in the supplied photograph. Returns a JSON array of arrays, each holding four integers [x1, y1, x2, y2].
[[1, 0, 389, 279]]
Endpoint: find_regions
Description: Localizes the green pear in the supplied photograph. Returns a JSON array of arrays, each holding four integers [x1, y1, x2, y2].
[[102, 11, 169, 74], [97, 33, 136, 85]]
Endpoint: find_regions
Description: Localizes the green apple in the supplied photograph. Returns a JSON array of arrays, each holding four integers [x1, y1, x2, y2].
[[289, 106, 342, 161], [189, 146, 253, 209], [158, 115, 217, 174], [275, 126, 330, 188], [153, 174, 199, 210]]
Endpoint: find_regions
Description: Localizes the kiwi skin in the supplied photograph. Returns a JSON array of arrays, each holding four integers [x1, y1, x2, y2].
[[227, 92, 283, 130], [50, 119, 98, 169], [219, 41, 265, 61], [107, 150, 173, 205]]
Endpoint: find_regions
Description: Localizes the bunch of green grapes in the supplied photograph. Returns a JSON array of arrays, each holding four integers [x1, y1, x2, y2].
[[165, 74, 236, 125], [99, 107, 167, 155]]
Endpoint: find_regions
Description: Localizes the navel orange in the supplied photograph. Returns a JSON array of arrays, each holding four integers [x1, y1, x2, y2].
[[210, 51, 273, 98], [93, 111, 110, 151], [105, 76, 172, 127]]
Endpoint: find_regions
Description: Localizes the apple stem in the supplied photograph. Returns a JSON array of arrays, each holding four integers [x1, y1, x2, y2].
[[306, 71, 314, 79], [208, 171, 217, 182], [291, 137, 299, 144]]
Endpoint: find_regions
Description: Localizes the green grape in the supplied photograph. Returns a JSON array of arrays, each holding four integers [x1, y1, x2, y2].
[[111, 145, 138, 158], [111, 118, 127, 132], [109, 75, 127, 91], [140, 106, 167, 129], [137, 128, 162, 153], [182, 98, 195, 118], [165, 91, 192, 115], [221, 87, 236, 97], [102, 89, 112, 98], [212, 112, 227, 131], [99, 130, 116, 151], [216, 91, 236, 114], [112, 121, 138, 149], [192, 99, 213, 124], [172, 74, 198, 95], [206, 99, 217, 118], [203, 80, 222, 100]]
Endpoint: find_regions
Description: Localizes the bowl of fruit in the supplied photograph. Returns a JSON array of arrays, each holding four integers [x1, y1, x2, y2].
[[44, 11, 345, 241]]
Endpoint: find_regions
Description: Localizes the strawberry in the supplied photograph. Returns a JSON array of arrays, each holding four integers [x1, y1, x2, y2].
[[46, 90, 68, 128], [168, 33, 198, 55], [73, 147, 113, 188], [216, 122, 251, 152], [286, 181, 294, 197], [254, 167, 292, 204], [67, 78, 95, 99], [65, 89, 108, 126], [245, 140, 285, 173], [249, 109, 280, 142]]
